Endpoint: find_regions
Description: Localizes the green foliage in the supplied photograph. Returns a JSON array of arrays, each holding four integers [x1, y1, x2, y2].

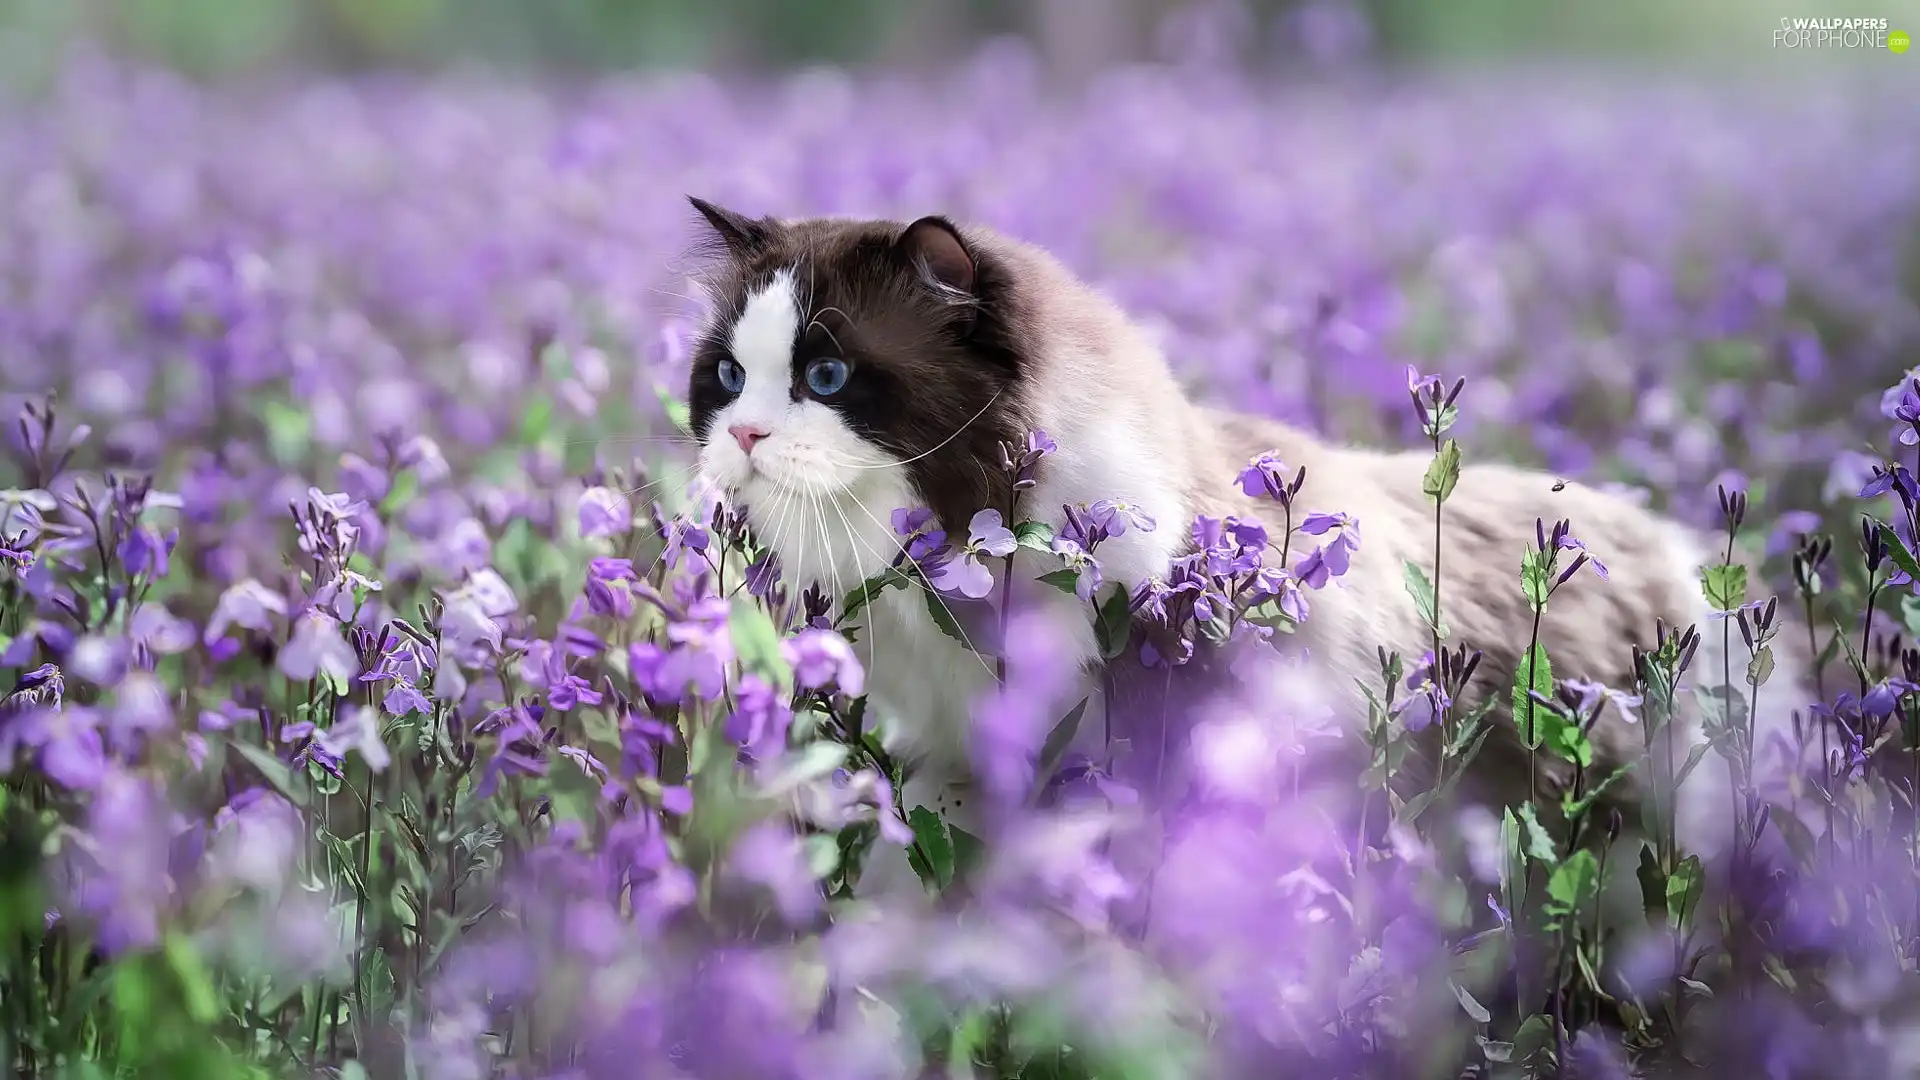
[[1093, 582, 1132, 661], [1701, 562, 1747, 612], [1512, 643, 1554, 744], [1421, 439, 1462, 503], [1402, 559, 1448, 639], [906, 805, 957, 893], [1520, 550, 1551, 611]]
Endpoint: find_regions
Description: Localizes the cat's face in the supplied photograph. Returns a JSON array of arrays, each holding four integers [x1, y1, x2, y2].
[[684, 201, 1028, 549]]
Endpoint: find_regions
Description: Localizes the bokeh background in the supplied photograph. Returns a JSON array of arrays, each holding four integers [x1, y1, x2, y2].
[[6, 0, 1920, 76]]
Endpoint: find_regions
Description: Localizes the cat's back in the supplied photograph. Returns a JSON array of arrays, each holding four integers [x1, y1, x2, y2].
[[1198, 406, 1709, 683]]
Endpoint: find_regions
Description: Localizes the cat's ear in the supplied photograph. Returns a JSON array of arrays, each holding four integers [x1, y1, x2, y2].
[[687, 196, 778, 258], [892, 216, 976, 296]]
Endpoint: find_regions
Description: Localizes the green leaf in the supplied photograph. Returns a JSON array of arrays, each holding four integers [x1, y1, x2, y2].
[[1875, 518, 1920, 582], [1666, 854, 1705, 927], [1421, 439, 1462, 503], [1037, 697, 1091, 781], [1036, 567, 1082, 595], [1451, 980, 1492, 1024], [948, 1008, 994, 1078], [1511, 1014, 1557, 1066], [1768, 801, 1817, 864], [111, 956, 160, 1055], [1637, 844, 1668, 922], [162, 933, 220, 1024], [227, 740, 308, 809], [949, 824, 986, 881], [1094, 582, 1133, 661], [1512, 643, 1555, 745], [905, 806, 955, 892], [1013, 520, 1056, 553], [1500, 808, 1530, 914], [1901, 593, 1920, 638], [839, 566, 910, 625], [1701, 562, 1748, 612], [654, 384, 692, 436], [1561, 763, 1634, 820], [1521, 550, 1551, 610], [923, 588, 976, 653], [729, 594, 793, 693], [1535, 702, 1593, 769], [1516, 803, 1559, 863], [1747, 644, 1775, 688], [261, 400, 311, 465], [1545, 850, 1600, 923], [1401, 559, 1448, 639], [379, 467, 420, 516], [1674, 740, 1715, 790], [519, 396, 555, 443], [805, 834, 841, 879], [358, 946, 396, 1028]]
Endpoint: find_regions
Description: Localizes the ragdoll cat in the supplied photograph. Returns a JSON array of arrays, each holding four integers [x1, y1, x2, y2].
[[678, 196, 1815, 873]]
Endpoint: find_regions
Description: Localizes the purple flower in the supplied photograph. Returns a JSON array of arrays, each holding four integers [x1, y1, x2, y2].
[[557, 744, 608, 781], [117, 525, 177, 580], [1050, 534, 1105, 601], [1861, 679, 1910, 719], [383, 681, 432, 717], [631, 599, 733, 702], [891, 506, 936, 537], [1555, 533, 1610, 582], [781, 628, 865, 697], [724, 676, 792, 759], [577, 485, 632, 539], [743, 552, 780, 598], [930, 509, 1016, 599], [1088, 498, 1156, 537], [1292, 510, 1360, 587], [204, 579, 287, 642], [661, 517, 710, 568], [316, 705, 389, 771], [129, 604, 195, 656], [278, 611, 360, 685], [660, 784, 694, 815], [1562, 678, 1644, 723], [726, 823, 819, 923], [396, 435, 450, 484], [584, 556, 638, 618], [1237, 449, 1293, 502], [1405, 363, 1443, 397], [1, 703, 106, 790]]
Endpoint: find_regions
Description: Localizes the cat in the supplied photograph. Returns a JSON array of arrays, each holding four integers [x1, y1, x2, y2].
[[677, 196, 1818, 889]]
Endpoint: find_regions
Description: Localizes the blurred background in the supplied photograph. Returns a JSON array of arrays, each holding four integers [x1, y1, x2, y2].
[[2, 0, 1919, 81]]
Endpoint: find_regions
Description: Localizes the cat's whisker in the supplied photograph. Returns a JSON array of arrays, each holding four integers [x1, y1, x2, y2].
[[807, 318, 845, 357], [619, 459, 706, 504], [810, 491, 846, 638], [838, 489, 996, 681], [632, 474, 725, 585], [763, 482, 808, 610], [565, 433, 699, 448], [823, 387, 1005, 471], [820, 492, 882, 684]]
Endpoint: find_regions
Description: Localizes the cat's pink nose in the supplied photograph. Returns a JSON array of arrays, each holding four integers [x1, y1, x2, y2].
[[728, 423, 769, 454]]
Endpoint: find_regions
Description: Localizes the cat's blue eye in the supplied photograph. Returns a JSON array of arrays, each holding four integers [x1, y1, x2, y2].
[[717, 357, 745, 394], [805, 357, 850, 397]]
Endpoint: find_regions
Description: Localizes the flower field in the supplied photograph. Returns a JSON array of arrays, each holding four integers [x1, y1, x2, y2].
[[3, 45, 1920, 1080]]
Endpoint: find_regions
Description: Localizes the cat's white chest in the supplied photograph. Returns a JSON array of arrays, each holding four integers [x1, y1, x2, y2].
[[856, 582, 997, 769]]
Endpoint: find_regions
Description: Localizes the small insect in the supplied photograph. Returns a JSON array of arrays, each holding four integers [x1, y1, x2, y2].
[[1551, 478, 1569, 492]]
